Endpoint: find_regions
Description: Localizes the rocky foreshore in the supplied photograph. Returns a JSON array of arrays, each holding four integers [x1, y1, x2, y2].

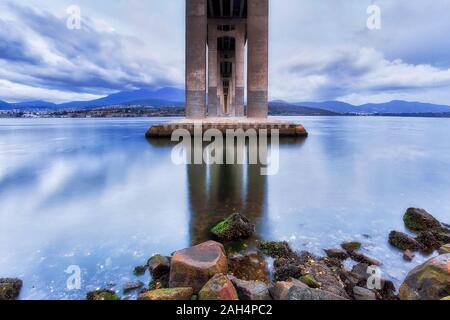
[[2, 209, 449, 301]]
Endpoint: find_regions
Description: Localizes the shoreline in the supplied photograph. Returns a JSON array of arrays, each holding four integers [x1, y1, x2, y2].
[[2, 209, 448, 301]]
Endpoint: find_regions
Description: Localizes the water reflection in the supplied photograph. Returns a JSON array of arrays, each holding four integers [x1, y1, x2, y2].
[[147, 136, 306, 245], [187, 142, 267, 244]]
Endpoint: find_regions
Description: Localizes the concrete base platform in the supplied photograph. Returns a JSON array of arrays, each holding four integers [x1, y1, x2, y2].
[[145, 118, 308, 138]]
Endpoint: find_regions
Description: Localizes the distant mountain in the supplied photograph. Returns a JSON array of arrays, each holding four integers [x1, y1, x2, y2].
[[359, 100, 450, 114], [296, 100, 450, 114], [2, 87, 450, 116], [269, 102, 340, 116], [59, 88, 185, 108], [0, 100, 10, 109], [297, 101, 356, 114], [12, 100, 58, 109]]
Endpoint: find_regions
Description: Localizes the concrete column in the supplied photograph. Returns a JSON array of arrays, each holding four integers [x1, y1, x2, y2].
[[247, 0, 269, 118], [235, 25, 245, 117], [207, 23, 219, 118], [230, 59, 236, 116], [186, 0, 207, 119]]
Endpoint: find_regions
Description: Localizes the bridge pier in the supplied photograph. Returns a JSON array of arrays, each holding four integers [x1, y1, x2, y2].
[[147, 0, 307, 138]]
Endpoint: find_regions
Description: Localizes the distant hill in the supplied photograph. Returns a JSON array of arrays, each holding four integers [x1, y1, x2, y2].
[[0, 100, 10, 109], [359, 100, 450, 114], [2, 87, 450, 116], [296, 101, 356, 114], [269, 102, 340, 116], [59, 88, 185, 109], [13, 100, 58, 109], [296, 100, 450, 114]]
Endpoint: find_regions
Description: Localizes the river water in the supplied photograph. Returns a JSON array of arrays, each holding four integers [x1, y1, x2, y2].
[[1, 116, 449, 299]]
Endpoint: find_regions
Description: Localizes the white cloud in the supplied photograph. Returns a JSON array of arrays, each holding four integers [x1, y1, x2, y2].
[[0, 1, 183, 103], [1, 0, 450, 104], [271, 47, 450, 104]]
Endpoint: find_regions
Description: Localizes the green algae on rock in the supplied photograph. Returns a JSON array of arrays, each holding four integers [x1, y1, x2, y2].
[[86, 290, 120, 301], [211, 213, 255, 242], [403, 208, 441, 232], [138, 287, 193, 301], [341, 241, 362, 252]]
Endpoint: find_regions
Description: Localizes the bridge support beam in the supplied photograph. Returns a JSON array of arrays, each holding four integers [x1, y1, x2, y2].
[[247, 0, 268, 118], [208, 23, 219, 117], [186, 0, 207, 119]]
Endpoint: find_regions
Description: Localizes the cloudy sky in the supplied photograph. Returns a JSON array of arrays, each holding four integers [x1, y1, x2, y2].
[[1, 0, 450, 105]]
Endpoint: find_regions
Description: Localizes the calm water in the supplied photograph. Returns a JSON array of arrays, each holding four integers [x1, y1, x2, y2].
[[1, 116, 450, 300]]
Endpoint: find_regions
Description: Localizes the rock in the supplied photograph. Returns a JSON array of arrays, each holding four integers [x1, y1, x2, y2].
[[299, 274, 320, 288], [257, 241, 295, 259], [228, 251, 269, 283], [269, 277, 346, 300], [148, 255, 171, 280], [403, 250, 415, 262], [403, 208, 441, 232], [123, 281, 144, 294], [351, 263, 371, 280], [273, 261, 304, 281], [441, 296, 450, 300], [297, 252, 349, 298], [350, 264, 396, 300], [138, 288, 193, 300], [269, 279, 308, 300], [337, 269, 364, 297], [324, 248, 349, 260], [270, 250, 349, 298], [211, 213, 255, 242], [169, 241, 228, 293], [416, 229, 450, 252], [198, 274, 238, 300], [286, 285, 347, 300], [400, 254, 450, 300], [133, 265, 147, 276], [86, 290, 120, 301], [348, 251, 382, 266], [0, 278, 22, 300], [353, 286, 377, 300], [416, 230, 443, 252], [149, 274, 170, 291], [341, 241, 362, 252], [439, 244, 450, 255], [389, 231, 423, 251], [229, 277, 272, 300]]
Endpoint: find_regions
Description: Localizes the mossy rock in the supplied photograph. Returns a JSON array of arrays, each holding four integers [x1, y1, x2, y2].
[[341, 241, 362, 252], [257, 240, 295, 259], [224, 241, 248, 254], [86, 290, 120, 301], [403, 208, 441, 232], [149, 274, 169, 291], [300, 274, 320, 289], [138, 288, 193, 301], [133, 265, 147, 276], [0, 278, 22, 300], [388, 231, 423, 251], [211, 213, 255, 242], [147, 254, 170, 280], [400, 254, 450, 300]]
